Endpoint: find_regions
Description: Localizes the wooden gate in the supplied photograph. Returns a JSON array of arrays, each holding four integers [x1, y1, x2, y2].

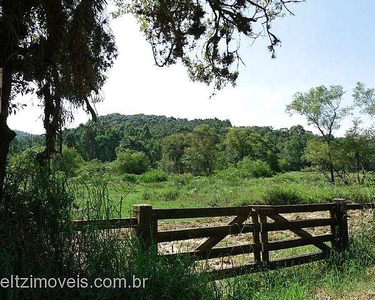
[[132, 201, 349, 278], [71, 200, 369, 279]]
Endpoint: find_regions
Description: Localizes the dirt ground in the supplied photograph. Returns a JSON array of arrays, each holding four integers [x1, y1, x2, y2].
[[154, 209, 373, 279]]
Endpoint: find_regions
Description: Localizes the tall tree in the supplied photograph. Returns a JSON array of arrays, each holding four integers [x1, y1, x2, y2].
[[162, 132, 189, 174], [184, 124, 218, 174], [281, 125, 311, 171], [1, 0, 303, 194], [0, 0, 117, 194], [353, 82, 375, 116], [286, 85, 351, 183]]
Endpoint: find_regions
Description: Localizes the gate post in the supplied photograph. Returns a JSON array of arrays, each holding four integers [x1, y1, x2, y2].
[[332, 199, 349, 252], [133, 204, 156, 249]]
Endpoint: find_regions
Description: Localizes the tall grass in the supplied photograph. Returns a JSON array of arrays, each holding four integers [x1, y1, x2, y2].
[[0, 156, 215, 299], [1, 155, 374, 299]]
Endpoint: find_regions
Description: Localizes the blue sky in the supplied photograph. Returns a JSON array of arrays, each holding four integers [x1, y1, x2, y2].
[[9, 0, 375, 135]]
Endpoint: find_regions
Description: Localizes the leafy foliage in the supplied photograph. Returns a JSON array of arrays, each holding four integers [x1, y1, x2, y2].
[[237, 158, 273, 178], [130, 0, 303, 91], [115, 150, 151, 174]]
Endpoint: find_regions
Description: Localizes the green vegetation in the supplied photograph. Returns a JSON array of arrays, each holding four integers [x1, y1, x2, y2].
[[6, 107, 375, 298], [1, 160, 374, 299], [3, 1, 374, 298]]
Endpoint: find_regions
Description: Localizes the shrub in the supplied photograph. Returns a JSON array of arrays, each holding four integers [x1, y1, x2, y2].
[[9, 146, 44, 175], [262, 186, 302, 205], [1, 160, 215, 300], [116, 150, 150, 175], [142, 169, 168, 183], [122, 173, 139, 183], [237, 158, 273, 178], [160, 187, 179, 201], [172, 173, 194, 187], [52, 145, 84, 177], [278, 158, 291, 172]]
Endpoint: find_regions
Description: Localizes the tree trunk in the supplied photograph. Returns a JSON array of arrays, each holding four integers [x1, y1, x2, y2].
[[0, 123, 16, 195], [329, 162, 335, 184], [0, 0, 18, 195], [0, 67, 16, 196]]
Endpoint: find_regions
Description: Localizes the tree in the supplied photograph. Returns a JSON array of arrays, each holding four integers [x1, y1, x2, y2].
[[117, 123, 162, 168], [0, 0, 117, 194], [342, 119, 375, 184], [1, 0, 303, 194], [183, 124, 218, 174], [303, 138, 331, 180], [115, 150, 150, 175], [286, 85, 351, 183], [352, 82, 375, 116], [162, 133, 189, 174], [226, 127, 267, 163], [131, 0, 304, 92], [281, 125, 311, 171]]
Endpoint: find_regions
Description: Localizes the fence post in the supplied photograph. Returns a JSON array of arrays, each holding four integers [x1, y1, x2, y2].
[[332, 199, 349, 252], [259, 212, 270, 266], [133, 204, 156, 249]]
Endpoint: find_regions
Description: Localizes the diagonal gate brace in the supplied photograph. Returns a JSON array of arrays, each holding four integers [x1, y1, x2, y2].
[[195, 213, 251, 252], [268, 214, 331, 252]]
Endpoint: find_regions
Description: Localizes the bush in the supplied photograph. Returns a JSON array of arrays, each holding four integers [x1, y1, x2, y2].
[[142, 169, 168, 183], [262, 185, 302, 205], [237, 158, 273, 178], [122, 173, 139, 183], [116, 150, 150, 175], [52, 145, 84, 177], [172, 173, 194, 187], [160, 187, 179, 201], [278, 158, 291, 172], [1, 159, 215, 300]]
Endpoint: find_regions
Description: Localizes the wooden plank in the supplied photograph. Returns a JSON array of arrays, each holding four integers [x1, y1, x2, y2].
[[195, 213, 253, 252], [252, 203, 335, 214], [347, 202, 375, 210], [165, 243, 258, 260], [267, 234, 333, 251], [260, 214, 269, 264], [330, 208, 338, 250], [267, 251, 328, 270], [154, 206, 254, 220], [268, 214, 331, 252], [251, 213, 261, 262], [157, 223, 256, 243], [207, 251, 329, 279], [72, 218, 138, 230], [265, 218, 336, 231]]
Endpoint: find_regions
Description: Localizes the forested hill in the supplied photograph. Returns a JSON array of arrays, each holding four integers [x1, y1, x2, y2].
[[62, 113, 234, 163], [59, 113, 315, 173], [92, 113, 232, 136], [12, 113, 317, 174]]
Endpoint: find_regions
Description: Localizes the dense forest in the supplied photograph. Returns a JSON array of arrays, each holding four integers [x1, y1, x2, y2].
[[11, 113, 375, 184]]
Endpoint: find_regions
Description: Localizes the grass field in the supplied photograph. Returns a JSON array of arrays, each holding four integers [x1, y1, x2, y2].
[[72, 169, 375, 219], [68, 168, 375, 299], [4, 161, 375, 299]]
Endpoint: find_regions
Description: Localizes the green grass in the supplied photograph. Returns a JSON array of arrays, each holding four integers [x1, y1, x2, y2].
[[219, 224, 375, 299], [3, 160, 375, 300], [72, 170, 375, 218]]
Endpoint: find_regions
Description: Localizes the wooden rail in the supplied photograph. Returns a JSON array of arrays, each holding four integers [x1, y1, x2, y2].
[[72, 218, 137, 230], [72, 200, 375, 279]]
